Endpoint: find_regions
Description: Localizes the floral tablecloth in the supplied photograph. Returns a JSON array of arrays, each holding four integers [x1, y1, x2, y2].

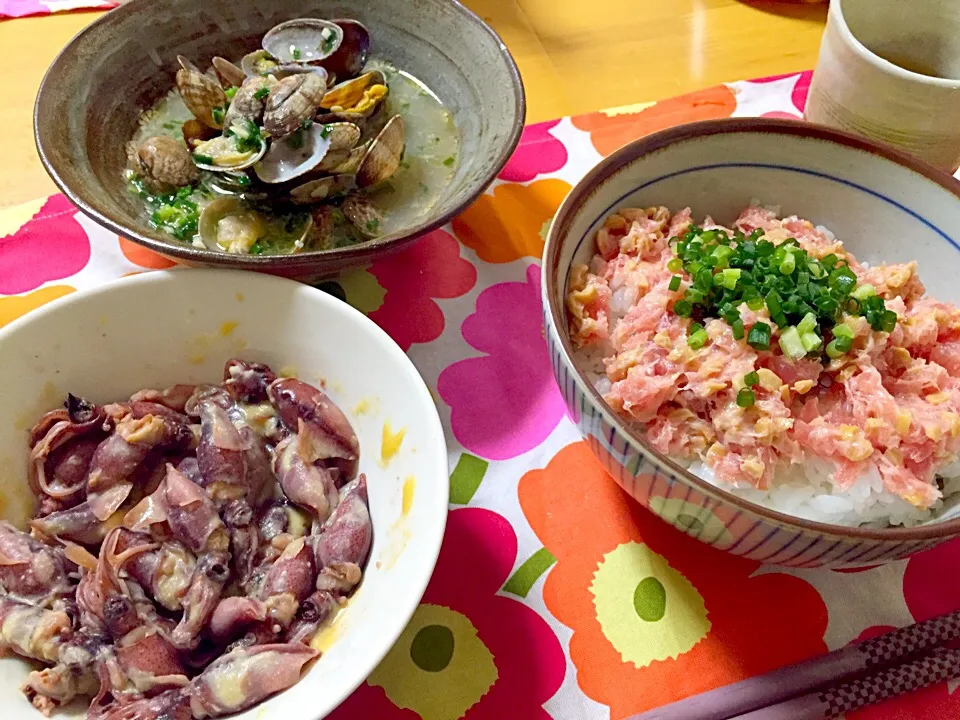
[[0, 0, 115, 18], [2, 16, 959, 712]]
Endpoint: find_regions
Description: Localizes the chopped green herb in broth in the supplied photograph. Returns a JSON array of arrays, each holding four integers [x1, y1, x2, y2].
[[366, 60, 459, 235]]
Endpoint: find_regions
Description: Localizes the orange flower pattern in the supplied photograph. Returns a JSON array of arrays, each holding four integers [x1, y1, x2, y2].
[[519, 441, 828, 718], [451, 178, 571, 263], [571, 84, 737, 156], [1, 71, 952, 720], [119, 236, 177, 269]]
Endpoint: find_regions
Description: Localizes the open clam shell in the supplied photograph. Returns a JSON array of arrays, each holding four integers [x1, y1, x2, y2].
[[263, 18, 344, 65], [176, 56, 228, 130], [192, 134, 267, 172], [182, 119, 217, 149], [203, 172, 267, 201], [241, 50, 281, 78], [320, 71, 385, 112], [199, 197, 314, 254], [356, 114, 404, 188], [212, 57, 246, 88], [327, 141, 369, 175], [254, 123, 332, 184], [289, 174, 355, 205], [322, 19, 371, 79], [199, 197, 264, 253]]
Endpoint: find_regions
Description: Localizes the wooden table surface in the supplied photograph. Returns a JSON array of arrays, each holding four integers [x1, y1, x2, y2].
[[0, 0, 827, 210]]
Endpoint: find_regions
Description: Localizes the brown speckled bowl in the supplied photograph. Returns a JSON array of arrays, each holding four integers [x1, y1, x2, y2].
[[34, 0, 524, 280]]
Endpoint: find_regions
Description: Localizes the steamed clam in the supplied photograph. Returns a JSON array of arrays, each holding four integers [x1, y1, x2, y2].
[[290, 174, 355, 205], [254, 122, 360, 184], [132, 136, 198, 193], [262, 18, 344, 65], [176, 56, 228, 129], [223, 75, 275, 129], [212, 57, 246, 89], [254, 123, 333, 185], [320, 71, 386, 113], [126, 15, 457, 254], [199, 197, 265, 253], [263, 73, 327, 138], [356, 114, 404, 188], [199, 197, 313, 254], [341, 192, 383, 238], [191, 130, 267, 173], [323, 19, 371, 79], [241, 50, 281, 78]]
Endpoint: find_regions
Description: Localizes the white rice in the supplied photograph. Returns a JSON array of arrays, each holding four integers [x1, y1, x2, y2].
[[686, 456, 960, 528], [586, 361, 959, 527]]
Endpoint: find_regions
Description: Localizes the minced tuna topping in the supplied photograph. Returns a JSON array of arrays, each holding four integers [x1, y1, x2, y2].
[[568, 205, 960, 514]]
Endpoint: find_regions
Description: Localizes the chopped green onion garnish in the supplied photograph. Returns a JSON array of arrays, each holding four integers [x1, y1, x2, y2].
[[832, 323, 854, 339], [779, 326, 806, 359], [736, 388, 756, 408], [747, 321, 771, 351], [711, 244, 734, 268], [225, 86, 238, 100], [720, 268, 741, 290], [662, 223, 896, 360], [880, 309, 898, 333], [211, 106, 225, 126], [797, 312, 817, 335], [688, 328, 708, 350], [744, 371, 759, 387], [779, 252, 796, 275], [826, 338, 847, 359], [766, 290, 782, 317], [193, 154, 214, 165], [801, 331, 822, 352], [673, 299, 693, 317], [254, 87, 270, 100], [731, 319, 745, 340]]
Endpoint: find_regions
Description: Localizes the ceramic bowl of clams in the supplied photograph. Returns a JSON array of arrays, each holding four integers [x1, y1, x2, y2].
[[34, 0, 525, 280]]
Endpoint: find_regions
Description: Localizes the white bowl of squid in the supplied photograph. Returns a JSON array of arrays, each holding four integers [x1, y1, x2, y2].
[[0, 269, 448, 720]]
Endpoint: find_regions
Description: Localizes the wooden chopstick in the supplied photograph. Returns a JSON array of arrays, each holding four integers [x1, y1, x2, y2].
[[729, 647, 960, 719], [625, 610, 960, 720]]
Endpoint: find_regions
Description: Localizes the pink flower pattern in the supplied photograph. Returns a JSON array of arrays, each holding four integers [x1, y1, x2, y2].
[[329, 508, 566, 719], [437, 264, 565, 460], [498, 120, 568, 183], [0, 195, 90, 294], [368, 229, 477, 351]]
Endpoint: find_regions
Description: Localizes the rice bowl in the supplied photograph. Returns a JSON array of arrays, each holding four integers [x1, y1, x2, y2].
[[543, 118, 960, 567]]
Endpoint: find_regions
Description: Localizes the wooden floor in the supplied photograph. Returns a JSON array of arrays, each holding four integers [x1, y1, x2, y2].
[[0, 0, 827, 208]]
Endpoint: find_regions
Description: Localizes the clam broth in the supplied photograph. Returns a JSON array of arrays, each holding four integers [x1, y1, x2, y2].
[[127, 58, 459, 254]]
